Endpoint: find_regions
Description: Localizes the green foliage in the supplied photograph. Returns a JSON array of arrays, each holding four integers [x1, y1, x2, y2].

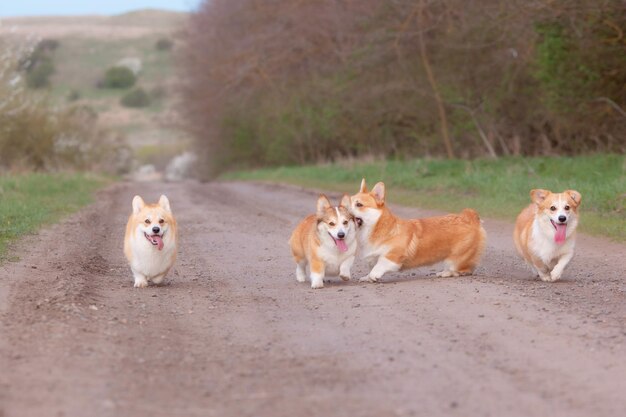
[[102, 66, 136, 89], [67, 89, 81, 102], [21, 39, 60, 89], [120, 87, 151, 107], [225, 155, 626, 241], [0, 173, 107, 258], [182, 0, 626, 176], [534, 23, 593, 112], [26, 58, 55, 88], [1, 46, 132, 173]]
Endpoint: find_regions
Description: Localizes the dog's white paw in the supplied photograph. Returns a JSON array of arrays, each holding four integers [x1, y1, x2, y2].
[[538, 273, 553, 282], [310, 281, 324, 289], [339, 274, 351, 281], [436, 270, 459, 278], [548, 272, 561, 282], [359, 275, 377, 283], [310, 274, 324, 289], [134, 279, 148, 288], [151, 275, 165, 285], [296, 267, 306, 283]]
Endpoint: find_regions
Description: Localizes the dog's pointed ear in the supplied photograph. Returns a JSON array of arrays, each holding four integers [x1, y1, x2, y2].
[[530, 189, 549, 205], [565, 190, 582, 207], [132, 195, 145, 214], [158, 195, 171, 212], [316, 194, 331, 219], [359, 178, 368, 193], [371, 182, 385, 205], [340, 194, 351, 209]]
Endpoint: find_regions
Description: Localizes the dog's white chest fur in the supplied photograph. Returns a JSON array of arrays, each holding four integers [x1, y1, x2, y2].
[[355, 209, 386, 264], [530, 220, 575, 266], [356, 222, 392, 267], [129, 230, 176, 278], [317, 233, 357, 275]]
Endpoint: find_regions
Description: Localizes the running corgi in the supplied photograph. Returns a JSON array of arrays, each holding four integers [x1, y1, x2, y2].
[[513, 189, 581, 282], [289, 194, 357, 289], [350, 179, 486, 282], [124, 195, 178, 288]]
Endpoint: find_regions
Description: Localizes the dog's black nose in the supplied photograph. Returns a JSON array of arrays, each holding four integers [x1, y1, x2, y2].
[[152, 226, 161, 234], [337, 231, 345, 239], [558, 215, 567, 223]]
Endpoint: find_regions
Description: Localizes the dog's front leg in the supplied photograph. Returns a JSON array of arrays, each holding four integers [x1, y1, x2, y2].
[[359, 256, 401, 283], [133, 271, 148, 288], [309, 257, 325, 289], [295, 261, 307, 283], [339, 255, 355, 281], [549, 252, 574, 282], [151, 273, 167, 285]]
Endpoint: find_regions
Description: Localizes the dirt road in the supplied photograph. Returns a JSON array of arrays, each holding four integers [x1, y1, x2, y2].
[[1, 181, 625, 417]]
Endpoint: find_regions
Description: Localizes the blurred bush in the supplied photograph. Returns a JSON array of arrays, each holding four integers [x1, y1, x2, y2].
[[26, 59, 55, 88], [121, 87, 151, 108], [0, 42, 132, 174], [149, 85, 167, 100], [180, 0, 626, 178], [102, 66, 136, 89], [155, 38, 173, 51], [67, 89, 81, 102], [19, 39, 59, 89]]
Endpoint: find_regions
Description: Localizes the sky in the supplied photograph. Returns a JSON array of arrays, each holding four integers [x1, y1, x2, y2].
[[0, 0, 202, 17]]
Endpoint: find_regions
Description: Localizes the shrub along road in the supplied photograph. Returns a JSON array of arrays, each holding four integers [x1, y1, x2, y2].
[[0, 181, 625, 417]]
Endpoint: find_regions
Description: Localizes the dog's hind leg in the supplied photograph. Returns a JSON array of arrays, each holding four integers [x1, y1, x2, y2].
[[443, 239, 485, 277], [436, 260, 460, 277]]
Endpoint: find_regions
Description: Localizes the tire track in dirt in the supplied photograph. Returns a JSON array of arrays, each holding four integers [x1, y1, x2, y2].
[[1, 180, 625, 417]]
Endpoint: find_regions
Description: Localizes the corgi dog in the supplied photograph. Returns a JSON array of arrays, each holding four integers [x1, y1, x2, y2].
[[289, 194, 357, 289], [350, 179, 486, 282], [513, 189, 581, 282], [124, 195, 178, 288]]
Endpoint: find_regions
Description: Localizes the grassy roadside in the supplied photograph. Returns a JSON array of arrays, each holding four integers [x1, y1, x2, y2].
[[0, 173, 109, 259], [224, 155, 626, 241]]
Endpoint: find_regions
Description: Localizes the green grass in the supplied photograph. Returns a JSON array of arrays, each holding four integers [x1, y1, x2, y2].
[[0, 173, 109, 258], [224, 155, 626, 241]]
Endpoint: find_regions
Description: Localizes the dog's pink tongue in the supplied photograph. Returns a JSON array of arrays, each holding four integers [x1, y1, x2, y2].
[[554, 224, 567, 244], [335, 238, 348, 252], [153, 235, 164, 251]]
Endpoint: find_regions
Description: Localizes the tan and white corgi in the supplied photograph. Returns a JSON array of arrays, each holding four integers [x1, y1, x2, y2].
[[124, 195, 178, 288], [289, 194, 357, 289], [350, 179, 486, 282], [513, 189, 581, 282]]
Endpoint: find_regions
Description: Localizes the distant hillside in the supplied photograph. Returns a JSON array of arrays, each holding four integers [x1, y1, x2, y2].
[[0, 9, 187, 39], [0, 8, 192, 169]]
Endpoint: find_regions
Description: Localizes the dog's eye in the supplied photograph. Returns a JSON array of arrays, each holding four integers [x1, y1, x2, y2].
[[550, 206, 556, 211], [564, 205, 570, 211], [329, 222, 335, 226], [343, 220, 348, 225], [144, 219, 150, 224], [356, 202, 363, 208], [159, 219, 165, 224]]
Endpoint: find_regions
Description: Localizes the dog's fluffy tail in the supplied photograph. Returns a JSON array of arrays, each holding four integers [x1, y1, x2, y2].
[[461, 208, 482, 224]]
